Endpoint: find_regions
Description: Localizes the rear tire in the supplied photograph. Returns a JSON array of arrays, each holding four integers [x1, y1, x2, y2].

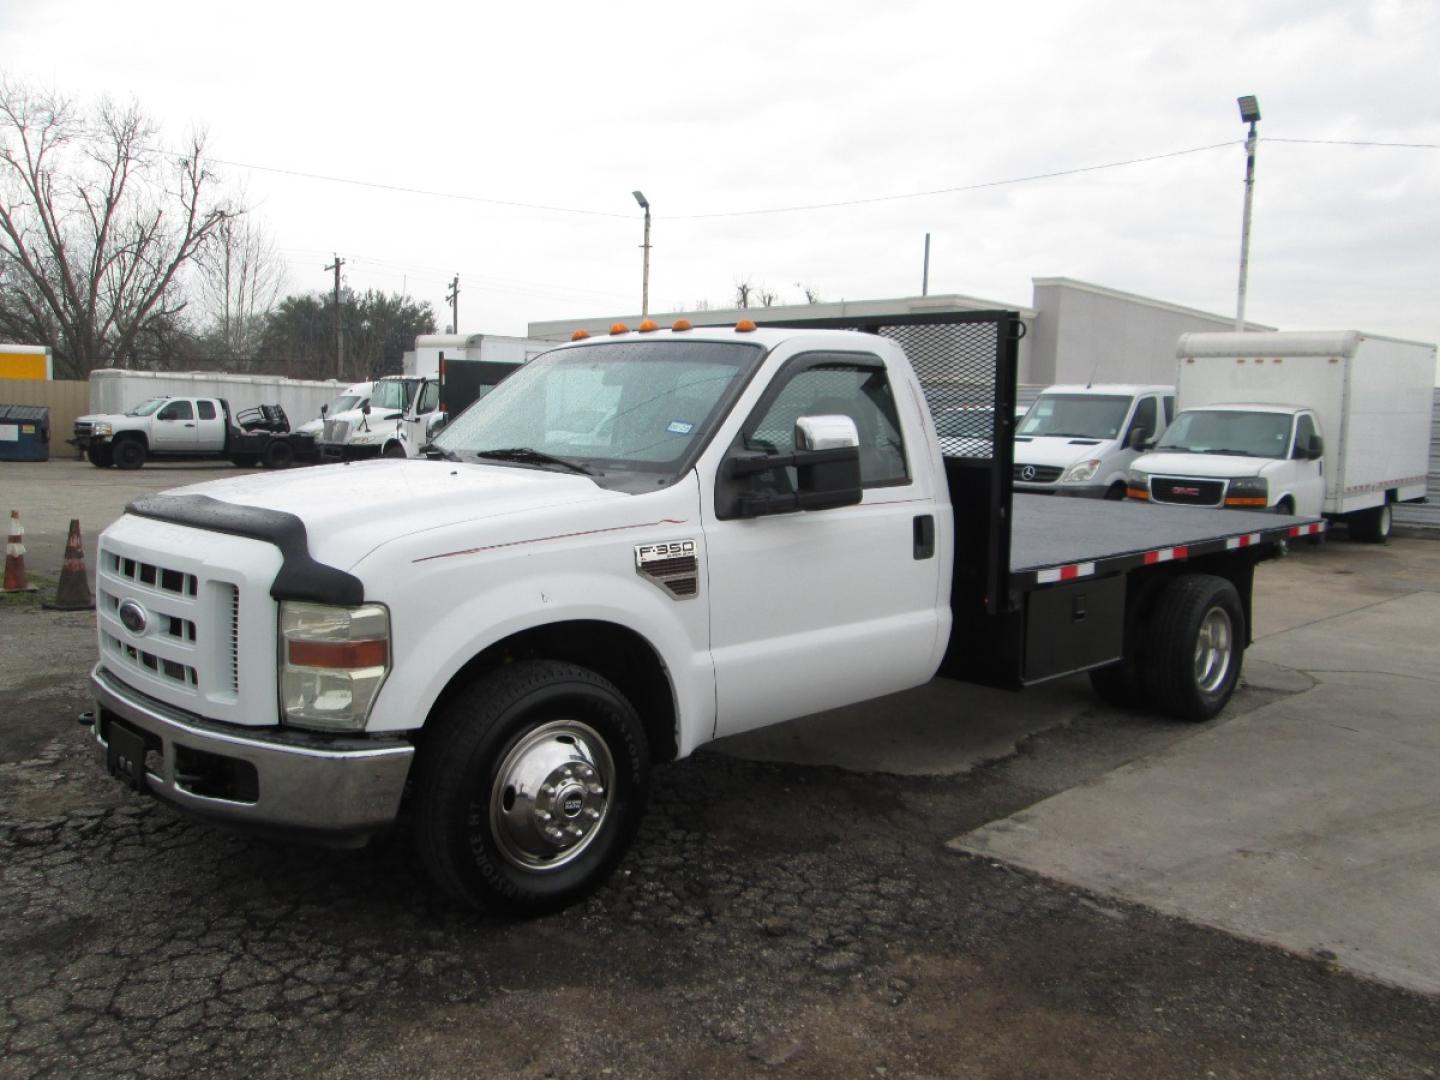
[[413, 660, 650, 914], [1349, 503, 1391, 544], [113, 438, 146, 470], [262, 439, 295, 469], [1141, 574, 1245, 723]]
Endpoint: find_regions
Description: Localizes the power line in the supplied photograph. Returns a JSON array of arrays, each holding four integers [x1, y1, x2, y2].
[[1266, 137, 1440, 149], [665, 141, 1243, 220], [223, 135, 1439, 231]]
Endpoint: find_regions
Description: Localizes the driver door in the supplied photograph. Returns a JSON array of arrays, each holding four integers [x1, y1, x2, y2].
[[151, 400, 198, 450], [703, 351, 946, 739]]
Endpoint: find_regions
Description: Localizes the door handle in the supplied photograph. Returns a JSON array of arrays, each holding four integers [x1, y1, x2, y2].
[[913, 514, 935, 560], [184, 423, 195, 427]]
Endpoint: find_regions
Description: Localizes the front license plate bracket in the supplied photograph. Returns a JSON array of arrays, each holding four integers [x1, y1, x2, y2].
[[106, 720, 151, 793]]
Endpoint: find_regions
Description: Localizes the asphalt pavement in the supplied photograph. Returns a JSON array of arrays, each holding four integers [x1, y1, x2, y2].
[[2, 457, 1438, 1077]]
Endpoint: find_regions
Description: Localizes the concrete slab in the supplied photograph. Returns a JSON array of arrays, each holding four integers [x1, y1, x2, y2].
[[953, 589, 1440, 995]]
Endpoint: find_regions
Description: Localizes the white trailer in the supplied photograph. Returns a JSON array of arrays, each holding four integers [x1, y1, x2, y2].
[[1128, 330, 1435, 542], [408, 334, 552, 378], [89, 370, 348, 428]]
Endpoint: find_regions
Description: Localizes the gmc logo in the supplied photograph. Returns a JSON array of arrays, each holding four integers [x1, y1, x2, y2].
[[1173, 486, 1201, 497]]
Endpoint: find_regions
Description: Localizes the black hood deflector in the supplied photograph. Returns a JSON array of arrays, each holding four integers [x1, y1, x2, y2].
[[126, 494, 364, 606]]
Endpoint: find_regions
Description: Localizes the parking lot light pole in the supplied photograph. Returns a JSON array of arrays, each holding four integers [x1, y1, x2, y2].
[[1235, 95, 1261, 331], [633, 190, 651, 319]]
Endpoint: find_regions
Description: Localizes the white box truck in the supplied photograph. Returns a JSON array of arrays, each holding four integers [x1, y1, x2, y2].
[[1127, 330, 1436, 542]]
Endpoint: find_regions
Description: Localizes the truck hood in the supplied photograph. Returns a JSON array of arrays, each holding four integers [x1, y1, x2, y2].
[[77, 412, 128, 425], [1013, 435, 1117, 469], [145, 460, 625, 570], [1132, 451, 1267, 478]]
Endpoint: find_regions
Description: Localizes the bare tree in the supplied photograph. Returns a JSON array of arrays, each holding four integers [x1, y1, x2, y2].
[[733, 279, 753, 309], [0, 78, 232, 377], [795, 281, 821, 304], [194, 208, 286, 362], [756, 286, 779, 308]]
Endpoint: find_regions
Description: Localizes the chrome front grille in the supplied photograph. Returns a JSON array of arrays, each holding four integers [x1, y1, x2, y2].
[[1013, 464, 1063, 483], [322, 418, 351, 443]]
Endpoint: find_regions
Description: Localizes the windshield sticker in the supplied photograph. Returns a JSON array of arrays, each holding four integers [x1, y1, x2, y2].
[[666, 421, 694, 435]]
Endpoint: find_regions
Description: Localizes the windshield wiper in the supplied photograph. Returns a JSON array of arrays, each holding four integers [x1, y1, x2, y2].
[[472, 447, 596, 476]]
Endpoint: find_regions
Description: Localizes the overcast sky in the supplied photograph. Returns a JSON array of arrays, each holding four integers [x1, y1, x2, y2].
[[5, 0, 1438, 366]]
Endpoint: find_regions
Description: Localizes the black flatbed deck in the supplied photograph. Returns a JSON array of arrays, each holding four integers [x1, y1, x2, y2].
[[1007, 494, 1323, 586]]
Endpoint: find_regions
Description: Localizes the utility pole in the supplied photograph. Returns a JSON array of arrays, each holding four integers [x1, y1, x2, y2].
[[445, 275, 460, 333], [1235, 95, 1261, 331], [632, 191, 651, 318], [324, 254, 345, 379], [922, 233, 931, 297]]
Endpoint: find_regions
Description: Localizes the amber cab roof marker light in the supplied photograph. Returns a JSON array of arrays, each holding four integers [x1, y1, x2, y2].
[[610, 323, 630, 335], [638, 319, 659, 332], [671, 319, 693, 332], [735, 319, 757, 332], [570, 329, 591, 341]]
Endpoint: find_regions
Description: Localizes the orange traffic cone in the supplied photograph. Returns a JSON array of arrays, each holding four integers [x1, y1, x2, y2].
[[4, 509, 37, 593], [44, 518, 94, 611]]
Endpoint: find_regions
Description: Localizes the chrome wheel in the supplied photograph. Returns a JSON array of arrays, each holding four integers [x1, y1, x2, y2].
[[489, 719, 613, 872], [1193, 608, 1233, 694]]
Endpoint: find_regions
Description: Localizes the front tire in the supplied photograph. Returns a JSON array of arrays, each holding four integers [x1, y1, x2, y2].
[[87, 445, 114, 468], [113, 438, 146, 470], [382, 441, 408, 459], [1142, 574, 1245, 723], [413, 660, 650, 914]]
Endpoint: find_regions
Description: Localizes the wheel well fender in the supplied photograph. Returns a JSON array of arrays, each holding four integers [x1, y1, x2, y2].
[[424, 619, 679, 764]]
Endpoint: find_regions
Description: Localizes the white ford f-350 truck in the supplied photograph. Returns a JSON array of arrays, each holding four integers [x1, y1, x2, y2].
[[88, 313, 1321, 913]]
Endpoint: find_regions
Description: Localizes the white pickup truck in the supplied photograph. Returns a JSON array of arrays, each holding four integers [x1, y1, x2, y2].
[[74, 397, 315, 470], [87, 313, 1320, 913]]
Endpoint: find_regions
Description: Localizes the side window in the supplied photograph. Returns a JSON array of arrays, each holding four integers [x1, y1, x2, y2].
[[196, 401, 217, 420], [1163, 395, 1175, 425], [157, 401, 193, 421], [740, 355, 908, 488], [418, 381, 440, 414], [1127, 396, 1158, 444], [1293, 414, 1317, 458]]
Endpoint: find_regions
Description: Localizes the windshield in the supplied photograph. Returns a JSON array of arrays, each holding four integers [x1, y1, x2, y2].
[[326, 394, 361, 414], [125, 398, 168, 417], [1156, 410, 1293, 459], [1018, 394, 1131, 439], [371, 379, 418, 411], [435, 339, 763, 489]]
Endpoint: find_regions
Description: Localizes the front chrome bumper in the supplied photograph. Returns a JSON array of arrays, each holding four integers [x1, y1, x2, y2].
[[91, 664, 413, 845]]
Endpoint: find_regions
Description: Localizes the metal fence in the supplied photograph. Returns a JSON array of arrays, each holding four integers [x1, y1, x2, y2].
[[1393, 387, 1440, 531]]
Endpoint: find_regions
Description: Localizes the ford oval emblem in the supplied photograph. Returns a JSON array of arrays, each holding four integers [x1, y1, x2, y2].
[[118, 599, 148, 635]]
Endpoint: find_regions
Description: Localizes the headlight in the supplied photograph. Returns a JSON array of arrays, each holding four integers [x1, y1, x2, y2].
[[1126, 468, 1150, 499], [91, 422, 113, 436], [279, 601, 390, 731], [1061, 459, 1101, 483], [1224, 476, 1268, 507]]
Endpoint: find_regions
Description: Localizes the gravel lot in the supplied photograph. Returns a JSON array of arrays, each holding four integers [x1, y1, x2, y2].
[[2, 459, 1438, 1078]]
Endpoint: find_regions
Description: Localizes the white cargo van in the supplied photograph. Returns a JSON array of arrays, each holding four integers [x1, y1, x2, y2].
[[1013, 384, 1174, 499], [1127, 331, 1436, 542]]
